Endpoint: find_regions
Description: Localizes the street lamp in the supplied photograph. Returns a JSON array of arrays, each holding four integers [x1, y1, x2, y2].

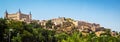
[[9, 29, 13, 42]]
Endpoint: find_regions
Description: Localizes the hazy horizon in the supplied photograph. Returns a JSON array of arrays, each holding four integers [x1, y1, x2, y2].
[[0, 0, 120, 32]]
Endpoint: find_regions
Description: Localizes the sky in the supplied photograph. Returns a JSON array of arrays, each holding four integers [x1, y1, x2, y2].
[[0, 0, 120, 32]]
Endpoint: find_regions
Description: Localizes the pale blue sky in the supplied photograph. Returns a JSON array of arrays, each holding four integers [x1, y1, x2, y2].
[[0, 0, 120, 32]]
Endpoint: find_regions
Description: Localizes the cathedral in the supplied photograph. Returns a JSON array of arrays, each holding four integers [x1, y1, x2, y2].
[[4, 9, 32, 23]]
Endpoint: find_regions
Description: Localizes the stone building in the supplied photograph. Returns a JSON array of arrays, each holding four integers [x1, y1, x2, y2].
[[111, 31, 117, 37], [51, 17, 66, 26], [40, 20, 47, 27], [71, 21, 78, 28], [95, 31, 105, 37], [4, 9, 32, 23]]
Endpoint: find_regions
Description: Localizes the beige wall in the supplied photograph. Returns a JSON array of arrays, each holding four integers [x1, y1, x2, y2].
[[7, 14, 19, 20]]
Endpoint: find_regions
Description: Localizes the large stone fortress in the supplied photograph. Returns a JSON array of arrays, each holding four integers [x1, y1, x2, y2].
[[4, 9, 32, 23]]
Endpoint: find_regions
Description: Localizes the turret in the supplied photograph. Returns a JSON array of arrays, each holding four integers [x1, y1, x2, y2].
[[18, 9, 21, 13], [4, 10, 8, 19], [17, 9, 22, 20], [29, 11, 32, 22]]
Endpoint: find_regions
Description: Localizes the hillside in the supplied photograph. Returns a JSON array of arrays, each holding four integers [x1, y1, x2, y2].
[[39, 17, 118, 37], [0, 18, 120, 42]]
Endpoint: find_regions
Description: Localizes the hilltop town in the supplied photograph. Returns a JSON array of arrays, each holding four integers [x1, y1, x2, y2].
[[4, 10, 119, 37]]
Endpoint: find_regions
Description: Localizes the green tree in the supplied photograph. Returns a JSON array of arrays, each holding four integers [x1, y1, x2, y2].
[[0, 18, 7, 42], [12, 33, 21, 42], [46, 20, 54, 28]]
